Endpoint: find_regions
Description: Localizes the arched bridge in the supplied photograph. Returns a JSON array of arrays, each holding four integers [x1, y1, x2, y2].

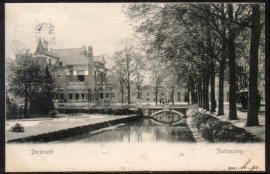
[[148, 108, 187, 126], [140, 104, 187, 118], [150, 109, 184, 117]]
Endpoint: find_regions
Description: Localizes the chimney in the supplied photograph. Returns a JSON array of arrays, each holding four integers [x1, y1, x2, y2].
[[88, 45, 93, 65], [43, 40, 48, 50]]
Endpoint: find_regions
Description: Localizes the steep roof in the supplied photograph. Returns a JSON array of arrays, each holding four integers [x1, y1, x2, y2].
[[51, 48, 89, 65], [34, 39, 59, 59]]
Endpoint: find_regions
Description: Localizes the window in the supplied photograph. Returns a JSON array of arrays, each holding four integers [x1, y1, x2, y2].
[[227, 92, 229, 101], [177, 92, 181, 102], [75, 93, 80, 100], [147, 98, 150, 102], [185, 92, 188, 102], [55, 94, 59, 100], [147, 93, 150, 96], [81, 94, 85, 100], [77, 70, 85, 81], [154, 98, 156, 102], [49, 59, 52, 65], [78, 75, 84, 82], [59, 62, 62, 66], [69, 94, 73, 100], [60, 93, 64, 100]]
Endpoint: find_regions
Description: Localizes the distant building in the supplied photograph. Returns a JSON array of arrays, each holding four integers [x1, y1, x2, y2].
[[123, 76, 265, 105], [34, 39, 113, 108]]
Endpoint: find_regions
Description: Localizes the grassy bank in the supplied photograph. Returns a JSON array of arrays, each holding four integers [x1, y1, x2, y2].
[[189, 109, 260, 143]]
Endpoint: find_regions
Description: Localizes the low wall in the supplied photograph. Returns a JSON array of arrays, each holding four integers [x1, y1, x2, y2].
[[8, 115, 141, 143]]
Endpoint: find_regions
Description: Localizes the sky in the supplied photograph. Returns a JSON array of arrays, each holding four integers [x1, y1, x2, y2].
[[5, 3, 134, 64]]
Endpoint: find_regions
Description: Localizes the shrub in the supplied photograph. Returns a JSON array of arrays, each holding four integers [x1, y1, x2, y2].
[[114, 108, 123, 115], [106, 107, 113, 115], [99, 107, 106, 114], [48, 110, 58, 117], [6, 96, 25, 119], [122, 108, 130, 115], [137, 109, 144, 117], [10, 123, 25, 132], [86, 105, 141, 116], [190, 109, 260, 143]]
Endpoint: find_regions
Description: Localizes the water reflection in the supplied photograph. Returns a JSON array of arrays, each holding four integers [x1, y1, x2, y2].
[[152, 111, 183, 125], [57, 112, 195, 143]]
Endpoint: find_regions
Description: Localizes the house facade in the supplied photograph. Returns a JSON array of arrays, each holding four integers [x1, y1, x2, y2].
[[34, 39, 113, 108]]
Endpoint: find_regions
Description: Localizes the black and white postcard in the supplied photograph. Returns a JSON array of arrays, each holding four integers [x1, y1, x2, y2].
[[5, 3, 265, 172]]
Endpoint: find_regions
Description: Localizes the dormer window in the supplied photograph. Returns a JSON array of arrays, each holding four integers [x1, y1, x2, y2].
[[59, 61, 62, 66], [49, 59, 52, 65]]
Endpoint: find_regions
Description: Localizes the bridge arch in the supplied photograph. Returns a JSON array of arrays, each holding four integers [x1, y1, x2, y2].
[[150, 109, 184, 117]]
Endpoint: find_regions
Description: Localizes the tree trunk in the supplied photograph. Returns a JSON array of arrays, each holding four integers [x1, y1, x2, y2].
[[171, 90, 174, 105], [187, 87, 190, 105], [246, 4, 261, 126], [217, 47, 226, 115], [24, 90, 28, 118], [227, 4, 238, 120], [127, 54, 131, 104], [202, 69, 210, 111], [198, 82, 202, 108], [155, 89, 158, 105], [210, 62, 216, 113], [127, 85, 130, 104], [202, 71, 206, 109], [121, 89, 124, 105], [217, 4, 226, 116], [191, 84, 195, 104], [205, 70, 210, 111], [197, 83, 200, 107]]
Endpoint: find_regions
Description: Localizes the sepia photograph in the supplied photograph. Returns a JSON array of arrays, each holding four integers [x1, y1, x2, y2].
[[5, 3, 265, 172]]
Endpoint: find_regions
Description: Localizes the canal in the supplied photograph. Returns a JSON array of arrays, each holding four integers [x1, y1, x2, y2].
[[55, 111, 196, 143]]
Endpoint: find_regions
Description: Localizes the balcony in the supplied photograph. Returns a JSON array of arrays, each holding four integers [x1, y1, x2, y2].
[[68, 81, 87, 86]]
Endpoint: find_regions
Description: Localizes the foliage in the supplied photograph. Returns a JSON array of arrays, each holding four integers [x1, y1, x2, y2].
[[10, 123, 25, 132], [6, 51, 45, 118], [56, 105, 139, 116], [123, 3, 265, 124], [29, 65, 56, 116], [110, 39, 147, 104], [6, 95, 20, 119], [190, 110, 260, 142], [48, 110, 58, 117]]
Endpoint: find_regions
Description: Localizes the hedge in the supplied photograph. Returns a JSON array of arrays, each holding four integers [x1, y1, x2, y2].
[[57, 105, 139, 116], [190, 110, 260, 143]]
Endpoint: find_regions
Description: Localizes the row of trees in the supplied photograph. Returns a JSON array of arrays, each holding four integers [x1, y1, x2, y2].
[[122, 3, 264, 126]]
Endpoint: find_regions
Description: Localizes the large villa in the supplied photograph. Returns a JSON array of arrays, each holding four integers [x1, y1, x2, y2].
[[34, 39, 114, 108]]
